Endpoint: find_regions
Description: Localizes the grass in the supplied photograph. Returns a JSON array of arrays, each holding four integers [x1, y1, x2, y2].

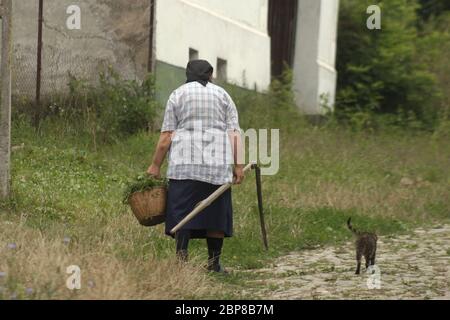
[[0, 219, 217, 300], [0, 102, 449, 299]]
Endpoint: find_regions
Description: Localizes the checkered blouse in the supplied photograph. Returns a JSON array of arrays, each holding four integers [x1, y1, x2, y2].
[[161, 81, 241, 185]]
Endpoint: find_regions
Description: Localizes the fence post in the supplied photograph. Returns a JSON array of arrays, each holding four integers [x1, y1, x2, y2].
[[148, 0, 156, 73], [0, 0, 12, 199], [34, 0, 43, 128]]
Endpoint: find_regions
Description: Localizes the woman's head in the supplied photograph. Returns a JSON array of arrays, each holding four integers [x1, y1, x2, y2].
[[186, 60, 214, 86]]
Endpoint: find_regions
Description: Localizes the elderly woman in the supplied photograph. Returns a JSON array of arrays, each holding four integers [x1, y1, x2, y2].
[[147, 60, 244, 273]]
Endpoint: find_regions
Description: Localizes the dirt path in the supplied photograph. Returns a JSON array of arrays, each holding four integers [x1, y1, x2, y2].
[[241, 225, 450, 300]]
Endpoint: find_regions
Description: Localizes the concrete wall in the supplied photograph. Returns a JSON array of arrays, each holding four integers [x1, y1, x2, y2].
[[9, 0, 151, 97], [293, 0, 339, 114], [185, 0, 268, 32], [155, 0, 271, 91], [154, 60, 186, 105]]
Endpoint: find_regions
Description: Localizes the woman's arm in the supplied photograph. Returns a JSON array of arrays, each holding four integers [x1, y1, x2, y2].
[[147, 131, 173, 178], [228, 130, 245, 184]]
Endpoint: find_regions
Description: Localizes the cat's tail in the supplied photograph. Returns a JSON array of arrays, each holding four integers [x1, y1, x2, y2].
[[347, 217, 360, 235]]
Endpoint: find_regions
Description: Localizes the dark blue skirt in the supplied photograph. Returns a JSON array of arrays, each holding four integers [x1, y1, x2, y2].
[[164, 179, 233, 239]]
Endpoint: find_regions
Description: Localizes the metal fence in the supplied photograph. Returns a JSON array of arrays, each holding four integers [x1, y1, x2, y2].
[[9, 0, 153, 105], [12, 42, 110, 100]]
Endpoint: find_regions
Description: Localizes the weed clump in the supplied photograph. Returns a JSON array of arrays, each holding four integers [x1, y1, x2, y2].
[[122, 174, 168, 204]]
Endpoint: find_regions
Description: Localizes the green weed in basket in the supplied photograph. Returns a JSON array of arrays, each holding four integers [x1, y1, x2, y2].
[[122, 174, 168, 204]]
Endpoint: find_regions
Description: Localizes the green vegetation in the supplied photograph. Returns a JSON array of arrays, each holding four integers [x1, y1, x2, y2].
[[1, 0, 450, 299], [336, 0, 450, 131], [15, 68, 160, 147], [1, 68, 449, 298], [122, 174, 168, 205]]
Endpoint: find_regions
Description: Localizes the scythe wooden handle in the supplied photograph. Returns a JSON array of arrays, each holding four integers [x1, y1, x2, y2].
[[170, 162, 255, 235]]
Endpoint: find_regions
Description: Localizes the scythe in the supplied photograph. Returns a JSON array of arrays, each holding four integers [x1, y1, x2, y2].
[[170, 162, 269, 250]]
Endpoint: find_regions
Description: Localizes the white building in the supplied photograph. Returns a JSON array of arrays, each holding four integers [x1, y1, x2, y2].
[[153, 0, 340, 114], [6, 0, 339, 115]]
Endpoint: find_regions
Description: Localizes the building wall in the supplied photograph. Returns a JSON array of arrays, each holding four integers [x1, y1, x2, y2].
[[8, 0, 151, 97], [293, 0, 339, 115], [5, 0, 339, 116], [185, 0, 268, 32], [155, 0, 271, 95], [317, 0, 339, 111], [154, 60, 186, 106]]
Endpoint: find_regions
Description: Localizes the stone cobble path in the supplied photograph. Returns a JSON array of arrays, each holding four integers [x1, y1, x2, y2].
[[241, 225, 450, 300]]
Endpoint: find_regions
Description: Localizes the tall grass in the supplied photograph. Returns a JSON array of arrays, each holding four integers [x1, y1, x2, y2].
[[1, 73, 449, 299], [0, 217, 217, 300]]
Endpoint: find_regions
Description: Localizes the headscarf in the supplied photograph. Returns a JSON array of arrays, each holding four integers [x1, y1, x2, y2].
[[186, 60, 214, 87]]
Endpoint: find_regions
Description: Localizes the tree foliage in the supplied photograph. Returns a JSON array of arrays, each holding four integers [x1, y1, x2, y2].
[[336, 0, 450, 129], [417, 0, 450, 21]]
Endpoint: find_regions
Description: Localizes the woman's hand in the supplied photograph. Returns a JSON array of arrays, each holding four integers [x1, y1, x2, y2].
[[233, 165, 245, 185], [147, 164, 161, 179]]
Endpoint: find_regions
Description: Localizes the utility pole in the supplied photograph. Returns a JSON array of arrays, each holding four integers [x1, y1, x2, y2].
[[0, 0, 12, 199]]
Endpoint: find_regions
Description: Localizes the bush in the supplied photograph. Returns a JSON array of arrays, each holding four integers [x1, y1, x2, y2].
[[13, 68, 159, 145], [336, 0, 441, 129], [68, 68, 159, 141], [416, 12, 450, 128]]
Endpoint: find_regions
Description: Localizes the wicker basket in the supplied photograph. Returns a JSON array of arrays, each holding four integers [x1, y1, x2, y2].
[[128, 187, 167, 227]]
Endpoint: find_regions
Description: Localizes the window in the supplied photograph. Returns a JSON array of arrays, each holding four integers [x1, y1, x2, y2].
[[189, 48, 199, 61], [216, 58, 228, 82]]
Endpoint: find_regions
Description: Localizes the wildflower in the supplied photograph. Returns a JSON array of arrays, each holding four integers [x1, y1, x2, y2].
[[7, 243, 17, 250]]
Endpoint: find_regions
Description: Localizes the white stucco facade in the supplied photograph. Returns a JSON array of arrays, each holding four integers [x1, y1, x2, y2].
[[293, 0, 340, 114], [155, 0, 271, 91], [156, 0, 339, 114]]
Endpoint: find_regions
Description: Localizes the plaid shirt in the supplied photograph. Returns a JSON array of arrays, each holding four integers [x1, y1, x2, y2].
[[161, 82, 241, 185]]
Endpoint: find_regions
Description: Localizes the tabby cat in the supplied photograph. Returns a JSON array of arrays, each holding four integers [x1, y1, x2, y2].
[[347, 217, 378, 275]]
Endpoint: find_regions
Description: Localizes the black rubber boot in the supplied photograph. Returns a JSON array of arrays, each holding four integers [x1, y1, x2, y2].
[[207, 238, 228, 274], [176, 230, 190, 262]]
